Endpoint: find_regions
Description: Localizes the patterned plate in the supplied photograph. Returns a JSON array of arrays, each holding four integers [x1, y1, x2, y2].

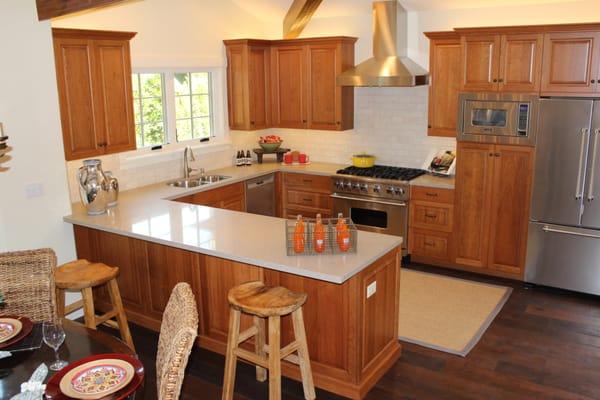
[[59, 359, 135, 400], [0, 315, 32, 349], [0, 318, 22, 344]]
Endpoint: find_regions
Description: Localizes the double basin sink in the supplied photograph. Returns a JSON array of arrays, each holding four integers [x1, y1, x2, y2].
[[167, 175, 231, 188]]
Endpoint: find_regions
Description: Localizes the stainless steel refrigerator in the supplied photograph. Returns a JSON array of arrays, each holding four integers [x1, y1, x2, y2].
[[526, 98, 600, 295]]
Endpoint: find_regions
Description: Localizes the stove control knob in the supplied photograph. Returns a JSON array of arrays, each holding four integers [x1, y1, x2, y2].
[[344, 181, 353, 189], [352, 182, 361, 190], [359, 183, 368, 192], [394, 187, 405, 195], [335, 180, 344, 189], [386, 186, 395, 194], [373, 184, 381, 193]]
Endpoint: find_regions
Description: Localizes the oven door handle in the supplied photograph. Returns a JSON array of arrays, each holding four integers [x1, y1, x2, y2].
[[330, 193, 407, 207]]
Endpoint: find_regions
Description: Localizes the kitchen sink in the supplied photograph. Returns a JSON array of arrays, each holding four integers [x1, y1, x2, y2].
[[167, 175, 231, 188]]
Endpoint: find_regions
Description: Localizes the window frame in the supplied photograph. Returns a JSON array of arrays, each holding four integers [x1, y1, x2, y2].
[[132, 72, 168, 148], [131, 67, 226, 149]]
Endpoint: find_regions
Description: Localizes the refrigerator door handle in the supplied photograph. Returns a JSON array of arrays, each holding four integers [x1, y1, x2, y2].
[[542, 225, 600, 239], [587, 128, 599, 202], [575, 128, 590, 200]]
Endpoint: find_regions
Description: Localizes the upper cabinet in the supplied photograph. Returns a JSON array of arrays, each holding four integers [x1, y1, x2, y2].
[[460, 33, 542, 92], [541, 31, 600, 94], [225, 37, 356, 132], [425, 32, 462, 137], [53, 28, 136, 161], [224, 40, 271, 130]]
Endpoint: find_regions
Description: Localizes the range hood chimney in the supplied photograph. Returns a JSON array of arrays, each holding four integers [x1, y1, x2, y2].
[[337, 1, 429, 87]]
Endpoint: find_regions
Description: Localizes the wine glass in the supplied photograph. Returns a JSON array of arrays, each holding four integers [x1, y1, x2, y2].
[[43, 321, 68, 371]]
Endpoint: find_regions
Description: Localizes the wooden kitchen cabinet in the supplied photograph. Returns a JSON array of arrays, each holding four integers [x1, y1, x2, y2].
[[541, 31, 600, 95], [271, 44, 306, 129], [460, 33, 542, 92], [453, 141, 533, 278], [425, 32, 462, 137], [174, 182, 245, 212], [409, 186, 455, 265], [53, 28, 137, 161], [282, 173, 332, 219], [224, 40, 271, 130]]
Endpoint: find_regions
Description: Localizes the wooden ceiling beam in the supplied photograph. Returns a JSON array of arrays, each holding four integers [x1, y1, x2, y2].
[[36, 0, 129, 21], [283, 0, 323, 39]]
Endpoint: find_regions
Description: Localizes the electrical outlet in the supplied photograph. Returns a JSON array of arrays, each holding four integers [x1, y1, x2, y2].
[[25, 183, 44, 198], [366, 281, 377, 298]]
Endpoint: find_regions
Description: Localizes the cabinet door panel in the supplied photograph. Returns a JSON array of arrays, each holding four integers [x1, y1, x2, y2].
[[54, 38, 103, 160], [461, 35, 500, 91], [454, 142, 494, 268], [541, 32, 600, 94], [226, 45, 248, 129], [499, 34, 542, 92], [410, 229, 451, 261], [307, 44, 338, 130], [428, 36, 461, 137], [249, 46, 270, 129], [94, 40, 136, 153], [271, 45, 306, 128], [487, 146, 533, 276]]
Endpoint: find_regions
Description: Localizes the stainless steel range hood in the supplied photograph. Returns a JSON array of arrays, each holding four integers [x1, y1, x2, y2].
[[337, 1, 429, 87]]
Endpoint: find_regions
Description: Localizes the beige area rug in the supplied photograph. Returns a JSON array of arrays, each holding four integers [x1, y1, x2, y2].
[[399, 269, 512, 357]]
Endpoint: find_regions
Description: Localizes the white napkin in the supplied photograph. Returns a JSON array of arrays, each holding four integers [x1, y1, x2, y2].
[[0, 350, 11, 359], [9, 363, 47, 400]]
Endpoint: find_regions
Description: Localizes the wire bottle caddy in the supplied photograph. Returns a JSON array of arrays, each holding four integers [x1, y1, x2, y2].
[[286, 216, 358, 256]]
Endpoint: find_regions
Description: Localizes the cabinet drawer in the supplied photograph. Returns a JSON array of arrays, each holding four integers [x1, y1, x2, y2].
[[410, 201, 453, 232], [411, 186, 454, 204], [284, 173, 331, 193], [286, 190, 331, 209], [410, 229, 451, 260]]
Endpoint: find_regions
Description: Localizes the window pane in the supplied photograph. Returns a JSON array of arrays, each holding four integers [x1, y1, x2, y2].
[[191, 72, 209, 94], [142, 97, 164, 123], [131, 74, 140, 98], [192, 95, 210, 117], [145, 122, 166, 146], [174, 73, 190, 95], [135, 124, 143, 147], [175, 95, 191, 119], [176, 119, 192, 141], [193, 117, 211, 138], [140, 73, 162, 97], [133, 99, 141, 124]]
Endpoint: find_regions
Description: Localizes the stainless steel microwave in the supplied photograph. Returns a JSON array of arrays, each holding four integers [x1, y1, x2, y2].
[[458, 93, 540, 145]]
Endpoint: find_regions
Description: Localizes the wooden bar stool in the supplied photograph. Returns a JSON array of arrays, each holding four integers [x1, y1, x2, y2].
[[54, 259, 135, 351], [222, 281, 315, 400]]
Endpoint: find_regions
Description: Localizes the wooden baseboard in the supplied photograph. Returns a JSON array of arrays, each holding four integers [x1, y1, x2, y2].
[[410, 255, 523, 281]]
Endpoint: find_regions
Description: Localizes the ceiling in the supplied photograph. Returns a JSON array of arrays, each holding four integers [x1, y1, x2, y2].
[[232, 0, 583, 21]]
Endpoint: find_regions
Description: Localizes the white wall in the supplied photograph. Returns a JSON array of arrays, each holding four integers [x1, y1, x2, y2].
[[0, 0, 75, 264]]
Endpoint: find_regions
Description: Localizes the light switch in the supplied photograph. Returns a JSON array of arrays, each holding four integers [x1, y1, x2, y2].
[[25, 183, 44, 198], [366, 281, 377, 298]]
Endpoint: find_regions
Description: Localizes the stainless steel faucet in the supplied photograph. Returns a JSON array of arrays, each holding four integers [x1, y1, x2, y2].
[[183, 146, 196, 178]]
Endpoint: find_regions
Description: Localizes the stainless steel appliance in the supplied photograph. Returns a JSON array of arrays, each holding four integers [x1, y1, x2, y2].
[[245, 173, 275, 217], [526, 98, 600, 295], [458, 93, 539, 145], [77, 159, 109, 216], [331, 165, 427, 254]]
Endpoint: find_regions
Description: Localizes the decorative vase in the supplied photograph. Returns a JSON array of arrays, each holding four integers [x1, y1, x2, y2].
[[104, 171, 119, 207], [77, 159, 109, 215]]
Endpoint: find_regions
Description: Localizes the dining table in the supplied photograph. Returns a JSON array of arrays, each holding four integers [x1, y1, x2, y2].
[[0, 319, 142, 399]]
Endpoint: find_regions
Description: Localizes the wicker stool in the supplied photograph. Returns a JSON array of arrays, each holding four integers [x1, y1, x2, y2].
[[54, 259, 135, 350], [222, 281, 315, 400]]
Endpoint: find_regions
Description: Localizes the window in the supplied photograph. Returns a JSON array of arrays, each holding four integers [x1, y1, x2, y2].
[[131, 70, 215, 148]]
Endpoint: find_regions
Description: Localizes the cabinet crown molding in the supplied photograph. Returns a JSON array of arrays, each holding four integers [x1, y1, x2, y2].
[[52, 28, 137, 41]]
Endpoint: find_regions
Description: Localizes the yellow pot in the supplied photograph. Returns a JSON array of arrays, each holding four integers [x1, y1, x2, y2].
[[351, 154, 376, 168]]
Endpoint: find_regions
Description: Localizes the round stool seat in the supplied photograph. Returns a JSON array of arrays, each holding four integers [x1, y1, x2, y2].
[[228, 281, 307, 317], [55, 260, 119, 291]]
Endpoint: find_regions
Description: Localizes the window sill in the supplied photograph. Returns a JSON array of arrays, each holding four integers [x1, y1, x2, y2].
[[119, 139, 232, 170]]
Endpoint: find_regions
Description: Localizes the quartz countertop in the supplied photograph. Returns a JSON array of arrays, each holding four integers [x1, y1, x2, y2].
[[64, 161, 402, 284]]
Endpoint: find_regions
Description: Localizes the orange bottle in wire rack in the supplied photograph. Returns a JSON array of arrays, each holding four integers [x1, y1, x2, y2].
[[336, 213, 351, 252], [293, 215, 306, 254], [313, 213, 325, 253]]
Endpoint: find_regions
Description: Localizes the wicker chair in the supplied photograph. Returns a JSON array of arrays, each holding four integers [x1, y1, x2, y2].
[[0, 248, 57, 322], [156, 282, 199, 400]]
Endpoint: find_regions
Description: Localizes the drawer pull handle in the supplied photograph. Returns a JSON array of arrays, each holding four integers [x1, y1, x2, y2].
[[424, 213, 437, 218], [424, 241, 436, 247], [425, 192, 438, 197], [302, 179, 312, 183], [303, 198, 313, 202]]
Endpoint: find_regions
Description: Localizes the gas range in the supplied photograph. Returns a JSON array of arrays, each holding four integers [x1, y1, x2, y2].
[[332, 165, 426, 202]]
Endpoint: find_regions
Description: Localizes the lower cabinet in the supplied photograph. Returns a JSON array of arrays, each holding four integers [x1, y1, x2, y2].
[[173, 182, 245, 212], [409, 186, 455, 265], [72, 225, 401, 399], [281, 172, 332, 218]]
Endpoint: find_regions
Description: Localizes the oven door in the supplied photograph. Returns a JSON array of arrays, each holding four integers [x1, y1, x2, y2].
[[330, 193, 408, 252]]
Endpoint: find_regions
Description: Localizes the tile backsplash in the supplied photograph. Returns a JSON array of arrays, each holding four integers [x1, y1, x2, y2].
[[66, 86, 456, 203]]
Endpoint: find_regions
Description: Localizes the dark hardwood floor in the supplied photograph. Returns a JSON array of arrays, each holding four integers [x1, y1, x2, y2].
[[113, 263, 600, 399]]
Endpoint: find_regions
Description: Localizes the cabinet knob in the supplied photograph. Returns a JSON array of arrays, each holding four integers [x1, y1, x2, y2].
[[592, 80, 596, 84], [498, 78, 504, 83], [98, 142, 107, 148], [493, 79, 498, 83], [250, 121, 255, 125], [302, 119, 307, 123], [494, 152, 501, 157], [489, 152, 494, 157], [336, 121, 341, 125]]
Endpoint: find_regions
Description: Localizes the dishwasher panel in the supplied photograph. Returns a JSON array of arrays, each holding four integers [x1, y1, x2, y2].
[[245, 173, 275, 216]]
